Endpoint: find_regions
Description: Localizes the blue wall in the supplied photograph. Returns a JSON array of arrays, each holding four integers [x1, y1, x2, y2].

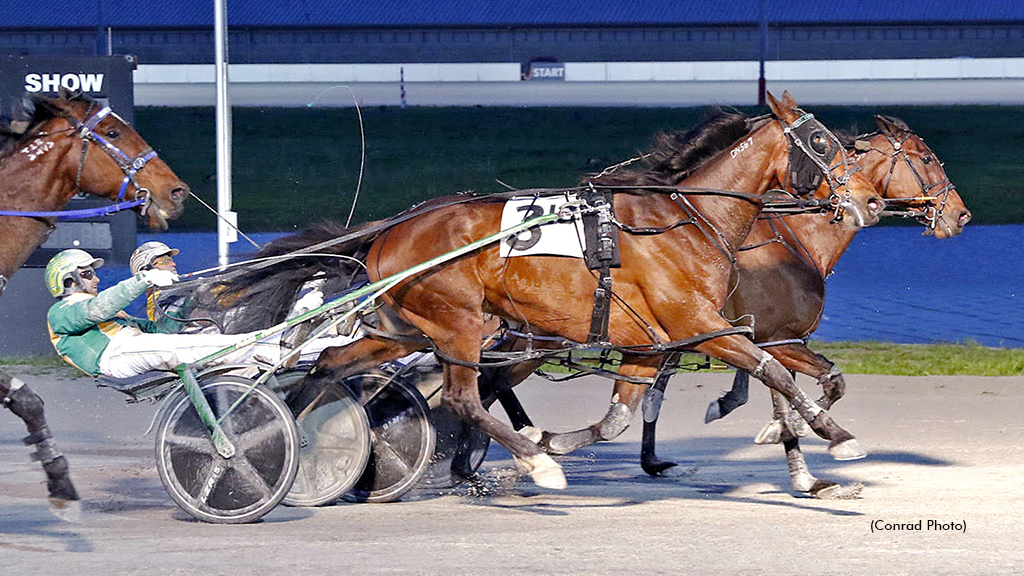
[[6, 0, 1024, 28]]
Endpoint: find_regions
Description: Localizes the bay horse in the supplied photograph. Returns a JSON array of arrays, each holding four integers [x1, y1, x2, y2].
[[665, 113, 971, 495], [0, 92, 188, 512], [489, 113, 971, 496], [281, 91, 885, 489]]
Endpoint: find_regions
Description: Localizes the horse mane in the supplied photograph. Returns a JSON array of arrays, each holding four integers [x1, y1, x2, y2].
[[587, 108, 752, 187], [0, 93, 93, 161]]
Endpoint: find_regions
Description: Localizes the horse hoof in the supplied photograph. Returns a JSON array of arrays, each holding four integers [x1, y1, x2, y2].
[[754, 419, 784, 444], [829, 438, 867, 461], [48, 498, 83, 523], [810, 480, 864, 500], [518, 426, 543, 444], [704, 401, 722, 423], [515, 454, 567, 490], [641, 459, 678, 477]]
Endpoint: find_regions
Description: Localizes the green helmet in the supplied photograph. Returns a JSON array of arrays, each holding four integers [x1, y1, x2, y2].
[[44, 249, 104, 298]]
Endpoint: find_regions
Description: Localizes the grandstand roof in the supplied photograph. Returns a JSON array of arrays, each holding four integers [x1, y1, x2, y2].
[[7, 0, 1024, 28]]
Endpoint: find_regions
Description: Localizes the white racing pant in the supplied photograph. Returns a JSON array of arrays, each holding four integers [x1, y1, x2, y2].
[[99, 329, 283, 378]]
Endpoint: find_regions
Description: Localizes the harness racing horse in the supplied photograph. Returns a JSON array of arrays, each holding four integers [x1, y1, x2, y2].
[[282, 91, 885, 489], [494, 113, 971, 497], [651, 114, 970, 496], [0, 92, 188, 513]]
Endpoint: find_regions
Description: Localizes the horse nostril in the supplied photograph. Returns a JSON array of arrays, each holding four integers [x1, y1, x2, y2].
[[867, 197, 885, 214], [959, 210, 972, 226], [170, 186, 188, 202]]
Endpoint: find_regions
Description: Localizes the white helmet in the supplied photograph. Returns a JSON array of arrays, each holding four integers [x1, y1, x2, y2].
[[129, 241, 179, 276]]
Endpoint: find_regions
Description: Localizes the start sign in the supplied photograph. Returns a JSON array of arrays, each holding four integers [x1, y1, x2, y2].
[[527, 62, 566, 81]]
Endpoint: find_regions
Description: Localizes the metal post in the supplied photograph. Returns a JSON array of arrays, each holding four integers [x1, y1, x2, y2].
[[758, 0, 768, 106], [214, 0, 233, 269]]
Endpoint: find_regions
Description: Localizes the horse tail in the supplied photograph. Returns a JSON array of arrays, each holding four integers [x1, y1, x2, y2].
[[196, 219, 384, 333]]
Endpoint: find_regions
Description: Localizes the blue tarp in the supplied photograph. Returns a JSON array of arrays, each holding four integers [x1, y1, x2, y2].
[[6, 0, 1024, 29]]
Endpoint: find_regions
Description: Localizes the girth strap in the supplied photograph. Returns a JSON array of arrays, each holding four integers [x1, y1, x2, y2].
[[581, 187, 620, 344]]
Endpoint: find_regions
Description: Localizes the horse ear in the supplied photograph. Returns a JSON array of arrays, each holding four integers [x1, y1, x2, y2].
[[57, 85, 84, 101], [780, 90, 799, 109], [875, 114, 908, 138], [765, 91, 784, 117]]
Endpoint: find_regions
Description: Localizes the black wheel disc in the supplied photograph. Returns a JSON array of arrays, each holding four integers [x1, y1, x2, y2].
[[341, 371, 435, 503], [154, 375, 299, 524]]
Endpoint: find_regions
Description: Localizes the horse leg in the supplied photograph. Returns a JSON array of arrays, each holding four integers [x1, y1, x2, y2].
[[433, 326, 566, 490], [536, 358, 659, 456], [1, 370, 80, 506], [770, 389, 864, 499], [704, 370, 751, 423], [695, 335, 865, 461], [707, 341, 846, 423], [767, 343, 847, 409], [640, 356, 680, 476], [478, 359, 541, 432], [285, 337, 422, 415]]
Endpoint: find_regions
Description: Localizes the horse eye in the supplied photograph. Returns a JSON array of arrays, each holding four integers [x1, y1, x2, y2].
[[922, 156, 933, 164], [809, 132, 830, 155], [105, 130, 120, 139]]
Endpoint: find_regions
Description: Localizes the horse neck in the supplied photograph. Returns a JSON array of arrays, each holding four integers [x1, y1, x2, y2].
[[675, 122, 785, 252], [768, 212, 858, 278], [0, 135, 81, 279]]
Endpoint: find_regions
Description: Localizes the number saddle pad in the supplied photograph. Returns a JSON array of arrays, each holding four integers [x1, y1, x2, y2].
[[498, 193, 587, 259]]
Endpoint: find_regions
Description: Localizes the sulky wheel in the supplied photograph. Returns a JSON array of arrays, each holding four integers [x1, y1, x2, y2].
[[154, 375, 299, 524], [273, 371, 372, 507], [341, 370, 436, 503]]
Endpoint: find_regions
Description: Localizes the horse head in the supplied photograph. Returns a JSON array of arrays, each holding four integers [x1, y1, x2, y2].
[[25, 92, 188, 230], [852, 115, 971, 238], [766, 91, 885, 229]]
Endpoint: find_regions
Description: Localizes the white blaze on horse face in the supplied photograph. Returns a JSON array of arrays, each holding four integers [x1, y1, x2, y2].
[[20, 139, 55, 162], [729, 136, 754, 159]]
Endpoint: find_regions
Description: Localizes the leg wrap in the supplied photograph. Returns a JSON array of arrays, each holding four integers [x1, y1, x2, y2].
[[642, 387, 663, 423], [597, 402, 633, 440], [3, 385, 63, 464]]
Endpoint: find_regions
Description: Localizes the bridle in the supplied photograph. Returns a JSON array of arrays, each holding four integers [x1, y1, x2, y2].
[[68, 103, 158, 213], [0, 102, 159, 221], [854, 130, 955, 231], [777, 112, 863, 224]]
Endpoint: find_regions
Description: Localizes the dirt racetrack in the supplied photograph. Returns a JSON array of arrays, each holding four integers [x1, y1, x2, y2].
[[1, 365, 1022, 575]]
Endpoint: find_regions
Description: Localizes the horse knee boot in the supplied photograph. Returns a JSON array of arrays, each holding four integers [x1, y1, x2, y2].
[[3, 383, 80, 501], [597, 401, 632, 440]]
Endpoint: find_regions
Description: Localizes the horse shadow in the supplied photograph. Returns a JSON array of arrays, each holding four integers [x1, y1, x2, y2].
[[0, 502, 94, 553], [423, 434, 953, 517]]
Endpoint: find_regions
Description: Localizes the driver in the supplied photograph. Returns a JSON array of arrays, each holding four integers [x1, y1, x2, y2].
[[45, 249, 287, 378]]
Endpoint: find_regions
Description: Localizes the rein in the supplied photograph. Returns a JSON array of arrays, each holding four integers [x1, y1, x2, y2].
[[0, 104, 155, 221]]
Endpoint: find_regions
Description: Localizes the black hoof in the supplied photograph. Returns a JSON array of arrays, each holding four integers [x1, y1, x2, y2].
[[641, 457, 678, 477]]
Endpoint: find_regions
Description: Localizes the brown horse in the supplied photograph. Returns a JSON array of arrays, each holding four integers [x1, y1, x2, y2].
[[498, 113, 971, 496], [656, 114, 971, 496], [1, 92, 188, 511], [286, 91, 885, 489]]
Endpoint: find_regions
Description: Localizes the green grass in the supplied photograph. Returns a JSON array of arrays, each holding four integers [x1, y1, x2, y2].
[[807, 340, 1024, 376], [135, 105, 1024, 231], [4, 341, 1024, 376]]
